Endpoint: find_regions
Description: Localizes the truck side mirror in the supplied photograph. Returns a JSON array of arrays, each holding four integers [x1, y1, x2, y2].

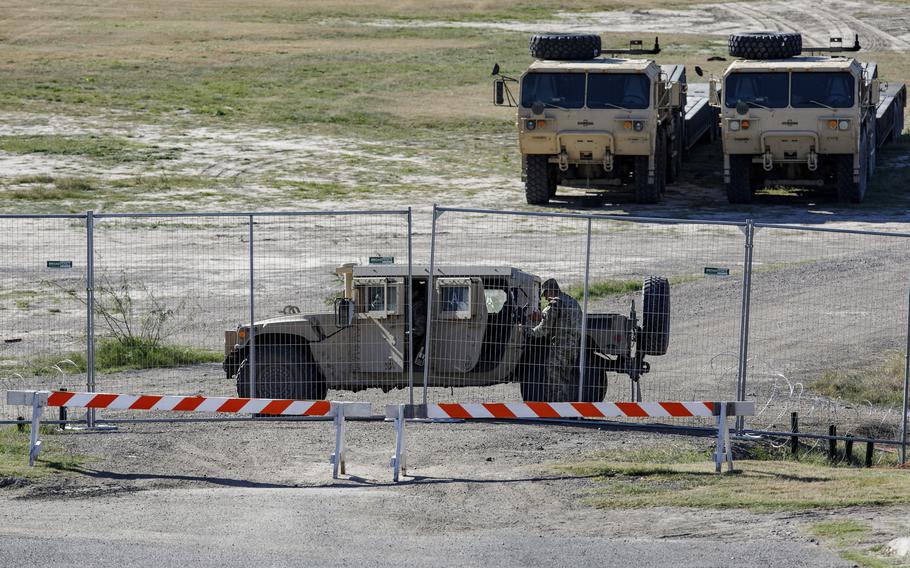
[[334, 298, 354, 327], [694, 65, 704, 77], [708, 78, 720, 107], [871, 79, 881, 106], [493, 79, 505, 105], [670, 82, 682, 107]]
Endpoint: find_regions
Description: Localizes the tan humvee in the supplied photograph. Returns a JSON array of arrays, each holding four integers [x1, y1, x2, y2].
[[223, 264, 671, 403]]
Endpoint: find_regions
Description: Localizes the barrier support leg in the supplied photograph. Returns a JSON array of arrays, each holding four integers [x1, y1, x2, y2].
[[391, 404, 407, 482], [331, 403, 346, 479], [28, 394, 45, 467], [714, 402, 734, 473]]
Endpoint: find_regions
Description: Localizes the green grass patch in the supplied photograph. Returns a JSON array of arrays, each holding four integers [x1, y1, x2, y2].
[[6, 176, 98, 200], [810, 352, 906, 407], [564, 451, 910, 512], [565, 274, 701, 301], [19, 338, 222, 376], [0, 426, 90, 479], [812, 520, 869, 543], [0, 135, 179, 163]]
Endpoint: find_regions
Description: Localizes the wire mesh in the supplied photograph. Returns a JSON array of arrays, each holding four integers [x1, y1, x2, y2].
[[248, 213, 412, 409], [1, 216, 88, 422], [746, 225, 910, 443]]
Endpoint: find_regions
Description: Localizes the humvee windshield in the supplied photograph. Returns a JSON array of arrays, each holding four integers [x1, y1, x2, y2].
[[725, 72, 788, 108], [521, 73, 585, 109], [791, 72, 855, 108]]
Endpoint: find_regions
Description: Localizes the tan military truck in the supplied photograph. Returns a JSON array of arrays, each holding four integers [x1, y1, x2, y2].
[[492, 33, 718, 205], [709, 32, 906, 203], [223, 264, 671, 403]]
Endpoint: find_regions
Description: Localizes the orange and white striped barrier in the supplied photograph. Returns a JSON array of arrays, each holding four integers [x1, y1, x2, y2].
[[386, 401, 755, 481], [7, 390, 371, 478]]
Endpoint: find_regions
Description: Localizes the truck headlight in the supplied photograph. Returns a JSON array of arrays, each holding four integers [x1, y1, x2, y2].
[[838, 120, 850, 131], [633, 120, 644, 132], [525, 119, 536, 131], [729, 120, 741, 131]]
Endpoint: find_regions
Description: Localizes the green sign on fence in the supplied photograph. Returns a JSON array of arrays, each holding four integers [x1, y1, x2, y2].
[[47, 260, 73, 269], [704, 266, 730, 277]]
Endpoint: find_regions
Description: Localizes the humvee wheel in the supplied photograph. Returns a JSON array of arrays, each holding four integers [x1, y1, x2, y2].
[[728, 32, 802, 59], [529, 33, 601, 61], [525, 155, 552, 204], [235, 345, 326, 400], [580, 346, 608, 403], [638, 276, 671, 356], [836, 153, 866, 203], [726, 155, 753, 204]]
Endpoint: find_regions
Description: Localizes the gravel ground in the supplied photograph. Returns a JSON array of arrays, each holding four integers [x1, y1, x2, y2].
[[0, 420, 855, 567]]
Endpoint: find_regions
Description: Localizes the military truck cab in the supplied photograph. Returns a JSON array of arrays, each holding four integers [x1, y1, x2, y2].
[[493, 33, 717, 205], [714, 32, 906, 203]]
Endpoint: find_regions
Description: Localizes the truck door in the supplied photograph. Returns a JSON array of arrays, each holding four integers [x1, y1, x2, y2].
[[430, 277, 488, 373], [353, 278, 406, 374]]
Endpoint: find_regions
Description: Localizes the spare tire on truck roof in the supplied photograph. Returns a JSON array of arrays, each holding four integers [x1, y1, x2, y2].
[[728, 32, 802, 59], [529, 32, 602, 61]]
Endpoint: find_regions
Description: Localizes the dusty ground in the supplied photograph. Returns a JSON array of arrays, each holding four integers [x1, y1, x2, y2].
[[0, 420, 898, 568]]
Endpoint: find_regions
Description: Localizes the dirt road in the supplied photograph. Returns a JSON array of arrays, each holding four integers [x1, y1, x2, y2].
[[0, 421, 852, 568]]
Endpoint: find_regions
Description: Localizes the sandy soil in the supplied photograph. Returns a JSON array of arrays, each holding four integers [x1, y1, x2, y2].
[[367, 0, 910, 51]]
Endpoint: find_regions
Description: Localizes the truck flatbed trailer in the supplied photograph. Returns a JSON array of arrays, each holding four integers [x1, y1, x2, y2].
[[875, 81, 906, 147], [684, 83, 720, 150]]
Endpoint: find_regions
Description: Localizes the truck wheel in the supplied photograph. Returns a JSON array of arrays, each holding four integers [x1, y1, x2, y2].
[[529, 33, 601, 61], [525, 155, 552, 204], [728, 32, 802, 59], [836, 154, 866, 203], [235, 345, 326, 400], [639, 276, 670, 356], [518, 342, 552, 402], [727, 155, 753, 204]]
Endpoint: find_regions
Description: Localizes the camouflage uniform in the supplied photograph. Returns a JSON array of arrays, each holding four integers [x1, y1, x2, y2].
[[525, 290, 582, 401]]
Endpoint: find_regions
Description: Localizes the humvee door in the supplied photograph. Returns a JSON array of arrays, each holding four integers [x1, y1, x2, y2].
[[430, 277, 488, 373], [353, 277, 406, 374]]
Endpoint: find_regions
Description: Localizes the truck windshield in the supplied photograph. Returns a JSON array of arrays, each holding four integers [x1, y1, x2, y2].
[[725, 72, 789, 108], [791, 72, 855, 108], [521, 73, 585, 109], [587, 73, 650, 109]]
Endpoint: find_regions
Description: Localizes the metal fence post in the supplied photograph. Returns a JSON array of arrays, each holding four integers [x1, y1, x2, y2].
[[902, 282, 910, 465], [85, 210, 96, 428], [407, 208, 414, 407], [422, 205, 440, 407], [577, 217, 593, 401], [248, 215, 256, 399], [735, 220, 755, 434]]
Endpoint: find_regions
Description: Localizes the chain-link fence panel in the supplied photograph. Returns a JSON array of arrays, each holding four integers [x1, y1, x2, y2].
[[90, 214, 251, 419], [587, 217, 747, 405], [746, 225, 910, 444], [247, 212, 413, 408], [423, 209, 591, 404], [1, 215, 88, 422]]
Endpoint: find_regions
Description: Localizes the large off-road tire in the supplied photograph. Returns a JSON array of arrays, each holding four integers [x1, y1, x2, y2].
[[727, 155, 754, 204], [529, 32, 601, 61], [525, 155, 552, 205], [639, 276, 670, 356], [234, 345, 326, 400], [633, 132, 664, 203], [728, 32, 802, 60], [836, 153, 867, 203], [518, 341, 552, 402]]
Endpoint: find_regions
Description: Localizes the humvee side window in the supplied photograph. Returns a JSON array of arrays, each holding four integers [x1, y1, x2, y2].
[[484, 289, 507, 314], [356, 278, 402, 318], [438, 284, 471, 319]]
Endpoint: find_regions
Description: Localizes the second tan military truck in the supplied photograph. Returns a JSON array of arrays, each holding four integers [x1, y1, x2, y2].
[[709, 32, 906, 203]]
